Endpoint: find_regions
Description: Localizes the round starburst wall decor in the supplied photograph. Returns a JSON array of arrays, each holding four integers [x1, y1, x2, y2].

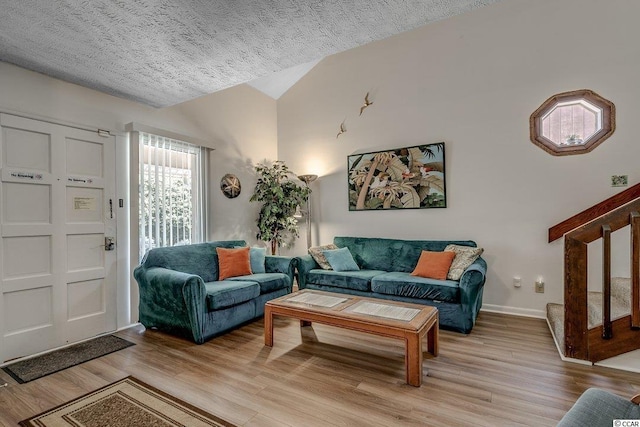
[[220, 173, 241, 199]]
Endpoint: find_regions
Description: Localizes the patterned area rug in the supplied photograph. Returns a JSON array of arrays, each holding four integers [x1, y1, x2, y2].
[[20, 376, 237, 427], [3, 335, 134, 383]]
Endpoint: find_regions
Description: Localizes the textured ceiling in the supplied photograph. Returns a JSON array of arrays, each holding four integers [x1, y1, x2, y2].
[[0, 0, 500, 107]]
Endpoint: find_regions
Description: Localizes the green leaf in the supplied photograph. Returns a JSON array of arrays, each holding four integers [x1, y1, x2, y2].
[[400, 188, 421, 208], [250, 160, 309, 250]]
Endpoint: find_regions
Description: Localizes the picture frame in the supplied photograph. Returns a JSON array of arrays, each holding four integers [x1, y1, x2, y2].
[[347, 142, 446, 211]]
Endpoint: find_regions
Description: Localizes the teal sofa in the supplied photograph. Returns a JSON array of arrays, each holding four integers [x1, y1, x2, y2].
[[296, 236, 487, 333], [134, 240, 295, 344], [558, 388, 640, 426]]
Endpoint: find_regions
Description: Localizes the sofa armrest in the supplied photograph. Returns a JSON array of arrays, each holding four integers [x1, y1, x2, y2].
[[134, 266, 207, 343], [458, 257, 487, 313], [265, 255, 296, 286], [295, 255, 319, 289], [558, 388, 640, 426]]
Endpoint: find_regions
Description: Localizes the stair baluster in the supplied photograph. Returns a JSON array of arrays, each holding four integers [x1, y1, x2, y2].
[[631, 212, 640, 329], [602, 225, 612, 339]]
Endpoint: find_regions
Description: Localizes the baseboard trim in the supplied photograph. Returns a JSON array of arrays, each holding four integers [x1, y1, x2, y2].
[[545, 318, 593, 366], [117, 322, 141, 332], [480, 304, 545, 319], [595, 351, 640, 373]]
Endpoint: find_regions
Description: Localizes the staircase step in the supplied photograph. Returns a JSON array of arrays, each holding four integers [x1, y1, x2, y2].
[[546, 277, 632, 357], [588, 290, 630, 328], [612, 276, 631, 307], [546, 302, 565, 354]]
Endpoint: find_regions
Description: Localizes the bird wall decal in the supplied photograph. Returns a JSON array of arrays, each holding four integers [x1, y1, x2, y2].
[[336, 121, 347, 138], [359, 92, 373, 116]]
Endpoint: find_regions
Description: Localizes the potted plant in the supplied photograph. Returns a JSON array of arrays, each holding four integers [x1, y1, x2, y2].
[[250, 161, 310, 255], [565, 134, 583, 145]]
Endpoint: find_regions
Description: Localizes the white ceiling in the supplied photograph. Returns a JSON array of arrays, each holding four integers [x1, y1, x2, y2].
[[247, 59, 322, 100], [0, 0, 501, 107]]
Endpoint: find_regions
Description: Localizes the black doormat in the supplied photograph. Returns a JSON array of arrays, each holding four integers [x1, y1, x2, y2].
[[2, 335, 134, 384]]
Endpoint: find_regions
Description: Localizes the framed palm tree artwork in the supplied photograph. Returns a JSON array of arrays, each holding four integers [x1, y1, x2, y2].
[[347, 143, 446, 211]]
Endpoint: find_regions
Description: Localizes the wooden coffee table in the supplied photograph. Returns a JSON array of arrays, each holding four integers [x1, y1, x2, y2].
[[264, 289, 438, 386]]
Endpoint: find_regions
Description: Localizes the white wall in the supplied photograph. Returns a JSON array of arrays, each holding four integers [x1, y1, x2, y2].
[[170, 89, 278, 244], [0, 62, 278, 325], [3, 0, 637, 321], [277, 0, 640, 315]]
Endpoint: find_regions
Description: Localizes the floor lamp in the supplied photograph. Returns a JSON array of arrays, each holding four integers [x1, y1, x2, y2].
[[298, 174, 318, 249]]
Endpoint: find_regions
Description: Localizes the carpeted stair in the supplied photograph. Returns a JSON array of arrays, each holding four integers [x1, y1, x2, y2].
[[546, 277, 631, 355]]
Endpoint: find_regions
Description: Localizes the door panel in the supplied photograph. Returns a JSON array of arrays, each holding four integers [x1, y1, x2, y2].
[[3, 183, 51, 223], [0, 117, 57, 361], [0, 113, 116, 361], [66, 138, 103, 177], [4, 287, 52, 333], [67, 279, 104, 320], [63, 128, 116, 344], [67, 234, 104, 271], [3, 127, 51, 171], [3, 236, 52, 279]]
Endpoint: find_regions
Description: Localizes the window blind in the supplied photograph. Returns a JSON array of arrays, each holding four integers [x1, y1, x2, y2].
[[139, 132, 207, 259]]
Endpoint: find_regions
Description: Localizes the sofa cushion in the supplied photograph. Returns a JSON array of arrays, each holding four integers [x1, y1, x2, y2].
[[249, 247, 267, 274], [217, 247, 252, 280], [140, 240, 246, 282], [204, 280, 260, 311], [323, 247, 360, 272], [334, 236, 477, 273], [445, 244, 484, 280], [309, 244, 338, 269], [411, 250, 455, 280], [371, 272, 460, 303], [235, 246, 267, 274], [307, 269, 385, 292], [228, 273, 290, 294]]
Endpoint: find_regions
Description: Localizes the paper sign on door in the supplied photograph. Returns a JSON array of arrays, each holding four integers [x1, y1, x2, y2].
[[73, 197, 96, 210]]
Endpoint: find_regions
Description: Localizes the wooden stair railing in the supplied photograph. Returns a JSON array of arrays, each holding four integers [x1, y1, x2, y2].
[[559, 198, 640, 361], [549, 182, 640, 243]]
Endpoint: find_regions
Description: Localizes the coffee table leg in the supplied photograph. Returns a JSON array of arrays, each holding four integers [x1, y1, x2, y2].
[[405, 333, 423, 387], [264, 306, 274, 347], [300, 320, 311, 327], [427, 317, 439, 356]]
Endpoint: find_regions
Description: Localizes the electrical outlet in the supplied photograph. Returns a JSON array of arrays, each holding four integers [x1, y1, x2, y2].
[[513, 276, 521, 288], [535, 278, 545, 293]]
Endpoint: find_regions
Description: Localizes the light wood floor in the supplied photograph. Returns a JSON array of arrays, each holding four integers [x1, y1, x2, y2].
[[1, 312, 639, 426]]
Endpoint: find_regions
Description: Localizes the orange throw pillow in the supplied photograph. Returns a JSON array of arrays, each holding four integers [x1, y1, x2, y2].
[[216, 247, 252, 280], [411, 250, 456, 280]]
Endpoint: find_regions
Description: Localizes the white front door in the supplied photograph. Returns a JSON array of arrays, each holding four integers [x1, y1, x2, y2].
[[0, 113, 116, 362]]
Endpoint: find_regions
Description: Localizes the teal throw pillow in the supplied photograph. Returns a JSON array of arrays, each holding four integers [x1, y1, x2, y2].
[[235, 246, 266, 274], [249, 247, 266, 274], [322, 247, 360, 272]]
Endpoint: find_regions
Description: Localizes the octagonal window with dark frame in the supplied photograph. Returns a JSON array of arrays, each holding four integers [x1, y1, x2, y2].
[[530, 89, 615, 156]]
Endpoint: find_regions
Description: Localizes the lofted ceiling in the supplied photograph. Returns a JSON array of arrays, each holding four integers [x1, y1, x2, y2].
[[0, 0, 501, 107]]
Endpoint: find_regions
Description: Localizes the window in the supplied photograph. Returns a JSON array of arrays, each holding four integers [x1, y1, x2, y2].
[[139, 132, 208, 259], [530, 89, 615, 156]]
